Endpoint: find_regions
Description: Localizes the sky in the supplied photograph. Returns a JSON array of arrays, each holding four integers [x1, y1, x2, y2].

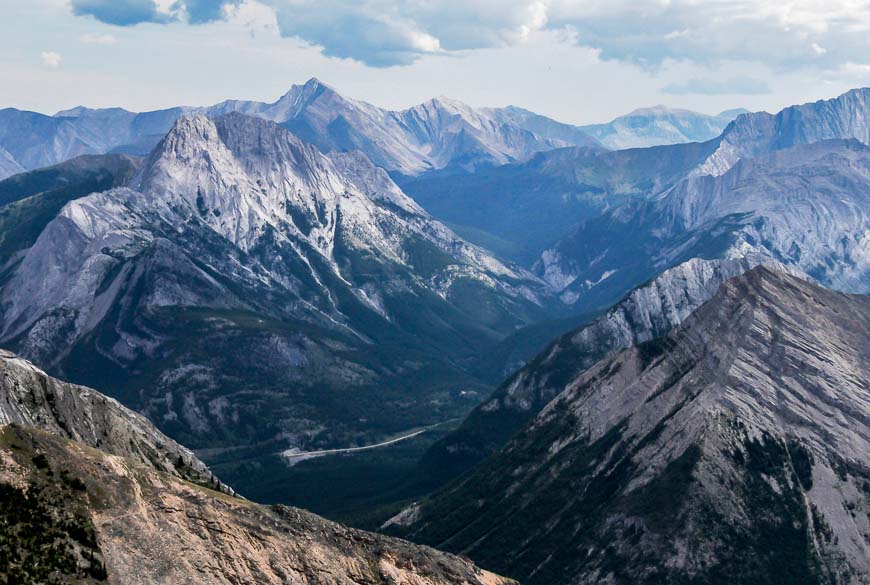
[[2, 0, 870, 125]]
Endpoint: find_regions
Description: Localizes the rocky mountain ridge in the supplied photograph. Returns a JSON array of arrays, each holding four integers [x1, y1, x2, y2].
[[695, 86, 870, 177], [418, 257, 788, 483], [0, 348, 224, 491], [539, 138, 870, 309], [1, 112, 546, 355], [0, 78, 600, 181], [404, 87, 870, 283], [394, 267, 870, 584]]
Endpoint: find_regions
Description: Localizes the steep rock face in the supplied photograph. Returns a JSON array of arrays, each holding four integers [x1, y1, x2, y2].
[[0, 349, 223, 490], [0, 112, 551, 452], [396, 267, 870, 584], [0, 352, 514, 585], [579, 106, 745, 150], [540, 139, 870, 309], [418, 257, 775, 483], [2, 112, 544, 351]]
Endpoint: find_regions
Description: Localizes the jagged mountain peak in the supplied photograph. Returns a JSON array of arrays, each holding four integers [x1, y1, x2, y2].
[[272, 76, 366, 121], [301, 76, 329, 90], [155, 110, 311, 154], [697, 86, 870, 176], [143, 113, 223, 159], [131, 111, 475, 262], [0, 111, 553, 447], [292, 76, 336, 95], [280, 76, 340, 104], [134, 112, 349, 248]]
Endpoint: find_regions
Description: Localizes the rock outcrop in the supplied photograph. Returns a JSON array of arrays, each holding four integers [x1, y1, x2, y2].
[[0, 348, 225, 491]]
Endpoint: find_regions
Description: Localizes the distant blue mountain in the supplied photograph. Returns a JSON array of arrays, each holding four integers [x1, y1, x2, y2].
[[578, 105, 748, 149]]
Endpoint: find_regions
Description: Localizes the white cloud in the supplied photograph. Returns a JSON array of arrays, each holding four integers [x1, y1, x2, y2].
[[545, 0, 870, 71], [409, 30, 441, 53], [40, 51, 62, 67], [838, 62, 870, 75], [79, 33, 119, 44], [62, 0, 870, 71], [518, 2, 548, 41]]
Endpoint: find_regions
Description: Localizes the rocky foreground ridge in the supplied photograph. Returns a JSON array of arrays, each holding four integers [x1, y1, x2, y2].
[[0, 349, 514, 584]]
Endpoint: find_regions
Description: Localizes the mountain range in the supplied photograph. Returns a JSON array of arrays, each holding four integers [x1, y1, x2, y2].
[[0, 78, 605, 182], [540, 137, 870, 310], [391, 267, 870, 584], [1, 76, 869, 583], [0, 78, 754, 186], [0, 111, 555, 462], [403, 87, 870, 311]]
